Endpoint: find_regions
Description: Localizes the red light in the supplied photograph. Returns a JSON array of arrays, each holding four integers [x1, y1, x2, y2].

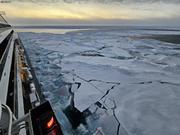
[[47, 117, 55, 129]]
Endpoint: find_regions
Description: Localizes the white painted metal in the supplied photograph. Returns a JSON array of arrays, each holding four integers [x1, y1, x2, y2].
[[0, 11, 6, 15], [0, 34, 14, 104], [0, 29, 12, 44], [16, 45, 27, 135], [30, 83, 35, 89], [2, 104, 13, 135], [30, 92, 37, 103], [35, 101, 40, 107], [0, 100, 1, 120]]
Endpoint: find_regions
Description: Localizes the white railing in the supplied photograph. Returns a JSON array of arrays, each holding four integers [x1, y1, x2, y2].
[[0, 14, 8, 24], [0, 101, 31, 135]]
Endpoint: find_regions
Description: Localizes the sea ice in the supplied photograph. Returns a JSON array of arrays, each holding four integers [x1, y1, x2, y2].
[[19, 28, 180, 135]]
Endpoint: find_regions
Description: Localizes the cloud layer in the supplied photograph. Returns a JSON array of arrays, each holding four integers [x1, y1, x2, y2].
[[63, 0, 180, 3], [11, 0, 180, 3], [1, 0, 179, 26]]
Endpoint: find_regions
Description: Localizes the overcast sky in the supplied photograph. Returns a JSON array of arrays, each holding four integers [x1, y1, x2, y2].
[[0, 0, 180, 26]]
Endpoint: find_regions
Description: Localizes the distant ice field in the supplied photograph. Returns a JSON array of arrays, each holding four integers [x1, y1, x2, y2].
[[19, 27, 180, 135], [15, 28, 90, 34]]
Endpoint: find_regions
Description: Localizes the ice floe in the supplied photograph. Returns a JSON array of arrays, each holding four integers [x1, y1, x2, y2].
[[20, 28, 180, 135]]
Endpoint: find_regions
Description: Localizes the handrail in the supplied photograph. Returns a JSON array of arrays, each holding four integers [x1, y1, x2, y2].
[[2, 104, 13, 135], [0, 14, 8, 24]]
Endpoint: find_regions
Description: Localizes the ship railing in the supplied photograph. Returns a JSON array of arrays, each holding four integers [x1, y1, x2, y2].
[[0, 101, 32, 135], [0, 12, 11, 27]]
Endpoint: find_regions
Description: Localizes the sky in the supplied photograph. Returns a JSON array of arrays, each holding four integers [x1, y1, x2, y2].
[[0, 0, 180, 26]]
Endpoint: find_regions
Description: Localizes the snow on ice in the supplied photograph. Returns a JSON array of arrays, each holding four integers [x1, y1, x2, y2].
[[19, 28, 180, 135]]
